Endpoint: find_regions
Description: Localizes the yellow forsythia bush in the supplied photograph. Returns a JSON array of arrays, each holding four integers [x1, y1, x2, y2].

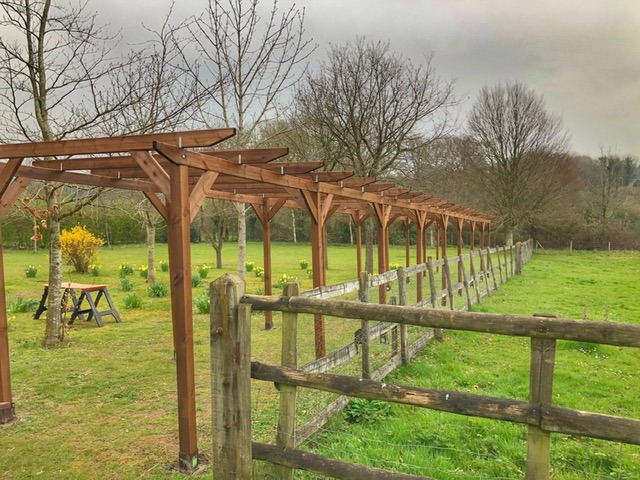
[[60, 226, 105, 273]]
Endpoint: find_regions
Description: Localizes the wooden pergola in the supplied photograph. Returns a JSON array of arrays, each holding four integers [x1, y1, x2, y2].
[[0, 128, 492, 471]]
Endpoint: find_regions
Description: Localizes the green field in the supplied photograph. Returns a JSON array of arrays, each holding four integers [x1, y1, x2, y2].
[[307, 250, 640, 479], [0, 244, 638, 479]]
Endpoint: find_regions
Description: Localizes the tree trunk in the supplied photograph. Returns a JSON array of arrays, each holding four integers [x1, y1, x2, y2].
[[349, 216, 354, 245], [145, 217, 156, 284], [505, 228, 514, 247], [365, 218, 374, 273], [43, 190, 64, 347], [214, 245, 223, 269], [291, 209, 297, 243], [236, 202, 246, 282]]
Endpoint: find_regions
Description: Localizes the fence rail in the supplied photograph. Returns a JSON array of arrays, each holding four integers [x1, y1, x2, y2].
[[209, 240, 640, 480]]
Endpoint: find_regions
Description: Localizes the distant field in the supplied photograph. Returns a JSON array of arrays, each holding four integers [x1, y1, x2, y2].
[[0, 245, 638, 479]]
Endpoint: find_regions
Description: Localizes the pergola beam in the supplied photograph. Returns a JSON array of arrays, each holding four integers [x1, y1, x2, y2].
[[0, 129, 236, 159]]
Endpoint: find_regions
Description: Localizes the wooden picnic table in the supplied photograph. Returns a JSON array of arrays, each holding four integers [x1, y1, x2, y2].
[[34, 282, 122, 327]]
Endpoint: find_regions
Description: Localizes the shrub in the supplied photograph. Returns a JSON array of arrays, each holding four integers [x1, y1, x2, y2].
[[119, 277, 134, 292], [159, 260, 169, 272], [89, 264, 101, 277], [197, 264, 211, 278], [123, 294, 143, 309], [245, 261, 255, 272], [191, 274, 202, 288], [389, 263, 400, 270], [139, 265, 148, 278], [147, 281, 168, 298], [8, 296, 38, 313], [254, 266, 264, 278], [299, 259, 309, 270], [119, 263, 134, 277], [194, 290, 210, 314], [60, 226, 104, 273], [25, 265, 38, 278], [344, 398, 393, 424]]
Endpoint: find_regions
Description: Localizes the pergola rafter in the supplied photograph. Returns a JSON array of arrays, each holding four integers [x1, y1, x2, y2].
[[0, 128, 494, 472]]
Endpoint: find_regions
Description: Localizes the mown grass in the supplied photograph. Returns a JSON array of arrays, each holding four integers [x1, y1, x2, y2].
[[0, 240, 407, 479], [306, 250, 640, 479], [1, 245, 638, 479]]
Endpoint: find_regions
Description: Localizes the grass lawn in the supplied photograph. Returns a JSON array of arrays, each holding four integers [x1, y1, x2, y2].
[[0, 244, 638, 479], [307, 250, 640, 479], [0, 240, 408, 479]]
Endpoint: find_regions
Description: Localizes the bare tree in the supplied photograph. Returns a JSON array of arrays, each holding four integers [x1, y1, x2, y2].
[[0, 0, 133, 347], [467, 81, 571, 245], [187, 0, 314, 281], [295, 38, 458, 270], [102, 3, 202, 283], [591, 151, 636, 236], [197, 199, 236, 268]]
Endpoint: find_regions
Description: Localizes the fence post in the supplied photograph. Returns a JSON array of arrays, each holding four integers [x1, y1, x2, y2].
[[427, 257, 437, 308], [210, 274, 252, 480], [478, 249, 490, 297], [443, 257, 455, 310], [358, 272, 371, 379], [459, 255, 473, 310], [495, 246, 504, 284], [526, 329, 556, 480], [390, 296, 398, 356], [469, 251, 481, 305], [397, 267, 409, 365], [486, 247, 499, 291], [509, 245, 514, 277], [516, 243, 523, 275], [276, 282, 299, 480], [502, 247, 509, 280]]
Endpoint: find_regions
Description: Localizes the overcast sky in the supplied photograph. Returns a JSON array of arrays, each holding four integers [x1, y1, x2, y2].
[[100, 0, 639, 158]]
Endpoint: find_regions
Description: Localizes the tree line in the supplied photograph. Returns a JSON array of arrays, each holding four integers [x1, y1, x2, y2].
[[1, 0, 637, 346]]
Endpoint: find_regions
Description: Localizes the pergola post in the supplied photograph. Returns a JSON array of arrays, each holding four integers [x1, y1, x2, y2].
[[456, 217, 464, 289], [350, 211, 366, 277], [303, 191, 334, 358], [415, 211, 428, 303], [167, 163, 199, 472], [480, 222, 486, 249], [373, 204, 392, 304], [0, 226, 15, 424], [470, 221, 476, 251], [440, 215, 450, 300], [251, 198, 286, 330], [404, 218, 411, 269]]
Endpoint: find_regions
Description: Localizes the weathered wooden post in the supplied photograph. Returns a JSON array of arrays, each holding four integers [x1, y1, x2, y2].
[[442, 257, 455, 310], [496, 246, 504, 284], [569, 240, 573, 256], [469, 250, 481, 305], [526, 315, 557, 480], [516, 243, 523, 275], [477, 249, 490, 297], [397, 267, 409, 365], [486, 247, 498, 291], [509, 245, 514, 277], [426, 257, 437, 308], [459, 255, 473, 311], [210, 274, 252, 479], [502, 246, 509, 280], [358, 271, 371, 379], [276, 282, 299, 480]]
